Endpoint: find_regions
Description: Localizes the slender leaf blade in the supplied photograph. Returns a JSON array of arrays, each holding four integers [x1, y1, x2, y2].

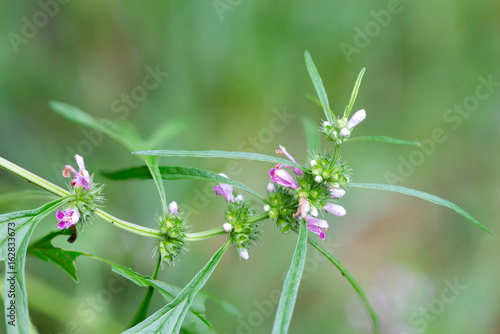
[[301, 115, 322, 154], [345, 136, 421, 147], [122, 240, 230, 334], [344, 68, 366, 118], [349, 183, 491, 235], [272, 221, 308, 334], [102, 165, 266, 202], [133, 150, 307, 171], [1, 199, 65, 334], [308, 239, 380, 334], [304, 51, 335, 124]]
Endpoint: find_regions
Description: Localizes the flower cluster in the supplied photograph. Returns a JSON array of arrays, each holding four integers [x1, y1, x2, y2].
[[266, 145, 349, 240], [322, 109, 366, 145], [158, 201, 188, 265], [56, 154, 104, 237], [213, 174, 260, 259]]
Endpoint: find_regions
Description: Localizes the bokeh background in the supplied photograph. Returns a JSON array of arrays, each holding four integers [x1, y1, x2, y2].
[[1, 1, 499, 333]]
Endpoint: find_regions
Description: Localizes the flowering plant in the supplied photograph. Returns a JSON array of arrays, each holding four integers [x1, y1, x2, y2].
[[0, 51, 490, 334]]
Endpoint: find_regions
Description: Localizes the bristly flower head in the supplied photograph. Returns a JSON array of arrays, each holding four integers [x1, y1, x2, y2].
[[214, 175, 260, 260], [158, 200, 188, 265], [57, 154, 104, 234], [322, 109, 366, 145]]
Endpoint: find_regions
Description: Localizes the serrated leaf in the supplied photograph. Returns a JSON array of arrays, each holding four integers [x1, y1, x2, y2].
[[272, 221, 308, 334], [1, 199, 65, 334], [122, 240, 230, 334], [345, 136, 421, 147], [349, 183, 491, 235], [133, 150, 307, 172], [27, 230, 83, 282], [102, 165, 266, 202], [301, 115, 322, 154], [308, 239, 380, 334], [343, 68, 365, 118], [304, 51, 335, 124]]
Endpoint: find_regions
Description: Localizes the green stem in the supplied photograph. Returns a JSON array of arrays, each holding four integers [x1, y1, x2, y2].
[[0, 156, 162, 240], [247, 212, 270, 223], [95, 209, 162, 239], [0, 156, 70, 197], [185, 227, 227, 241]]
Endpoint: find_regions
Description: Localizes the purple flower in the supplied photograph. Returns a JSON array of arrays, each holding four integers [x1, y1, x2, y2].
[[275, 145, 303, 176], [168, 201, 178, 215], [347, 109, 366, 129], [330, 188, 346, 199], [306, 216, 329, 240], [269, 168, 299, 189], [56, 209, 80, 229], [212, 173, 235, 202], [324, 203, 346, 217], [63, 154, 92, 191]]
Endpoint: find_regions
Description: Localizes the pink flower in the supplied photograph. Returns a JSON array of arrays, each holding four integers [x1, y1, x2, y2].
[[239, 249, 249, 260], [63, 154, 92, 191], [168, 201, 178, 215], [347, 109, 366, 129], [293, 197, 310, 220], [212, 173, 235, 202], [324, 203, 346, 217], [269, 168, 299, 189], [306, 216, 329, 240], [266, 182, 276, 192], [330, 188, 346, 199], [56, 209, 80, 229], [275, 145, 303, 176]]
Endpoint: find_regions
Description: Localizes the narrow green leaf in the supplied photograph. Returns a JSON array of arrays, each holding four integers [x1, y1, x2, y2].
[[349, 183, 491, 235], [272, 221, 308, 334], [1, 199, 66, 334], [122, 240, 230, 334], [102, 165, 266, 202], [133, 150, 307, 171], [27, 230, 82, 282], [28, 238, 222, 334], [344, 68, 366, 119], [129, 256, 162, 328], [308, 239, 380, 334], [345, 136, 421, 147], [304, 51, 335, 124], [301, 115, 322, 154], [0, 190, 57, 206]]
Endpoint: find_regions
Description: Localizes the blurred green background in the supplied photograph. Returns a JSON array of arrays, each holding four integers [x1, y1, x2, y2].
[[1, 1, 499, 333]]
